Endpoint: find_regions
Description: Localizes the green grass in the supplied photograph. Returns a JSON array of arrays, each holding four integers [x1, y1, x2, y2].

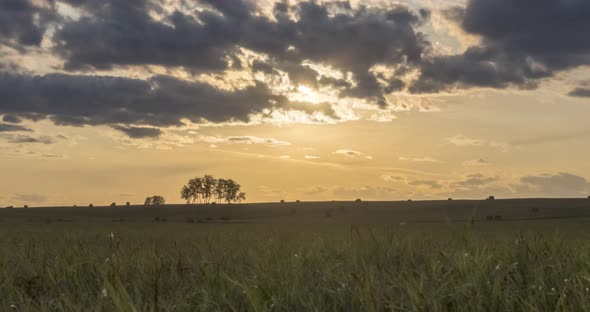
[[2, 222, 590, 311]]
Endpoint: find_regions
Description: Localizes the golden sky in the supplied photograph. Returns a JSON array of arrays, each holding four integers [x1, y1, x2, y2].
[[1, 0, 589, 206]]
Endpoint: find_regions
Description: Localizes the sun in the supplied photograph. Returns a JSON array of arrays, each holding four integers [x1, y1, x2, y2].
[[291, 84, 326, 104]]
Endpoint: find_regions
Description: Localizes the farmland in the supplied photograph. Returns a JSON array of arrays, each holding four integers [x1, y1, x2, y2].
[[2, 199, 590, 310]]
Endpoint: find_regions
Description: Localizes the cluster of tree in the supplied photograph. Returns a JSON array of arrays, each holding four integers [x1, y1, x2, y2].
[[144, 195, 166, 205], [181, 175, 246, 204]]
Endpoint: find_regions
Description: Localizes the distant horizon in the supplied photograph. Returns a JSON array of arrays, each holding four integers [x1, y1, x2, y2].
[[6, 196, 590, 209]]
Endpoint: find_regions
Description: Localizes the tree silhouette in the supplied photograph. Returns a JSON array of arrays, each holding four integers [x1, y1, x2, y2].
[[181, 175, 246, 204], [145, 196, 166, 205]]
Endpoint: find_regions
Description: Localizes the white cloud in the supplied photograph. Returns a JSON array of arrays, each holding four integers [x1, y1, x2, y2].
[[447, 135, 509, 151], [399, 156, 442, 163]]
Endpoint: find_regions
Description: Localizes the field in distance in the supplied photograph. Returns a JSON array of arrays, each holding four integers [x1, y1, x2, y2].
[[2, 198, 590, 224]]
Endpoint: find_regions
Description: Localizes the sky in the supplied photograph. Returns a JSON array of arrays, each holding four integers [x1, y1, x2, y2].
[[1, 0, 590, 206]]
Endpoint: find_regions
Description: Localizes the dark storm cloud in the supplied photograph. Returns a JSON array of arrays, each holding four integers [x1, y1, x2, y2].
[[0, 73, 286, 130], [111, 125, 162, 138], [0, 124, 31, 132], [411, 0, 590, 93], [53, 0, 429, 103], [0, 0, 53, 48], [54, 0, 235, 71]]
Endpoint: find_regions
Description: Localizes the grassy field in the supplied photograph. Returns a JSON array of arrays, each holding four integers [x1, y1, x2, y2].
[[2, 198, 590, 224], [2, 220, 590, 311]]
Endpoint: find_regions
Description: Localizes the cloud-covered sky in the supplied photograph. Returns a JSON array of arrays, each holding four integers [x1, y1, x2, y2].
[[1, 0, 589, 205]]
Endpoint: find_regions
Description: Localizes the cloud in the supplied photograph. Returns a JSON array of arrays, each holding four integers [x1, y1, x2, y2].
[[199, 135, 291, 146], [399, 156, 441, 163], [410, 0, 590, 93], [0, 0, 53, 48], [333, 149, 374, 160], [4, 134, 53, 144], [447, 134, 508, 151], [52, 0, 430, 105], [447, 134, 484, 147], [0, 123, 31, 132], [111, 125, 162, 139], [452, 173, 498, 187], [408, 180, 443, 189], [0, 73, 290, 132], [520, 173, 589, 197], [568, 88, 590, 98], [335, 149, 362, 157], [462, 158, 489, 167], [517, 173, 590, 198], [2, 115, 21, 124], [12, 193, 47, 203]]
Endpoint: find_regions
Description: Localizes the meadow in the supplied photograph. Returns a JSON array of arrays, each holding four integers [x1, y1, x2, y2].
[[2, 219, 590, 311]]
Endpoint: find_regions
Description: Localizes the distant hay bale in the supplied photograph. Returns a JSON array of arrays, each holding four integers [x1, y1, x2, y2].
[[448, 198, 453, 201], [487, 196, 495, 201], [280, 200, 285, 204], [355, 198, 362, 202], [110, 202, 116, 207], [23, 205, 28, 208], [89, 204, 93, 208], [296, 200, 301, 203], [126, 202, 130, 206], [5, 206, 14, 209]]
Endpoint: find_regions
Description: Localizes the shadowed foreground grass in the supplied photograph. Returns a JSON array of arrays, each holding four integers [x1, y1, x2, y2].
[[2, 223, 590, 311]]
